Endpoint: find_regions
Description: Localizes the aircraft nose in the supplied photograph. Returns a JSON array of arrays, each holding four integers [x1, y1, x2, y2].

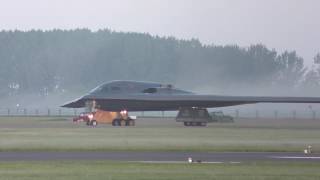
[[61, 98, 85, 108]]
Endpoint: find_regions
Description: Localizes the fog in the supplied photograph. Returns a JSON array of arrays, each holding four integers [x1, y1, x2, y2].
[[0, 1, 320, 117], [1, 0, 319, 66]]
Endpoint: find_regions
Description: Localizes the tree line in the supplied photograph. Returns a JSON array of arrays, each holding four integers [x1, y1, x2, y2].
[[0, 29, 319, 97]]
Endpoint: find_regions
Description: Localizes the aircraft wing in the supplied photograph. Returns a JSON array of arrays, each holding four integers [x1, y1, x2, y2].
[[62, 94, 320, 111]]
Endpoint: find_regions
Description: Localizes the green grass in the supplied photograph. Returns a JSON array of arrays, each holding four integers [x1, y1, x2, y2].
[[0, 161, 319, 180], [1, 116, 320, 152], [1, 116, 320, 179]]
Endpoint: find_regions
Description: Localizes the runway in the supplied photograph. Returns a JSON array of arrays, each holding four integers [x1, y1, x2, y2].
[[1, 152, 320, 162]]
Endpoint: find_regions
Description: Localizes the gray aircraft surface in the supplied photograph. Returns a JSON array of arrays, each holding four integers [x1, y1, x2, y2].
[[62, 80, 320, 126]]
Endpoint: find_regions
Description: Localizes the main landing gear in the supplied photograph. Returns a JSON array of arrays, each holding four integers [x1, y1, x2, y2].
[[183, 122, 207, 126]]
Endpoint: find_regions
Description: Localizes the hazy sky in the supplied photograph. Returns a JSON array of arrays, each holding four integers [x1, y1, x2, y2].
[[0, 0, 319, 66]]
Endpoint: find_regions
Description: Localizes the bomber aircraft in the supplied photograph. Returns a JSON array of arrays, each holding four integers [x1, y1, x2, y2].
[[62, 80, 320, 126]]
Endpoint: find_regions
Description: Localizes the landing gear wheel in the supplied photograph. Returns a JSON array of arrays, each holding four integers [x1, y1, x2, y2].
[[129, 119, 135, 126]]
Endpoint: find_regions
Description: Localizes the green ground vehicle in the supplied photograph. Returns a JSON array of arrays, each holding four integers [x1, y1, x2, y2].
[[209, 111, 234, 123], [176, 108, 234, 126]]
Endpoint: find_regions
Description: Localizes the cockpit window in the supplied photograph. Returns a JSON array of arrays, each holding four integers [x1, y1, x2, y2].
[[143, 88, 157, 93], [111, 86, 121, 91]]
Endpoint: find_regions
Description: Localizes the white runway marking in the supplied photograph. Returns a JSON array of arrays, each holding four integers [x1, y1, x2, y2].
[[272, 156, 320, 159], [130, 161, 240, 164], [130, 161, 186, 164], [230, 162, 241, 164]]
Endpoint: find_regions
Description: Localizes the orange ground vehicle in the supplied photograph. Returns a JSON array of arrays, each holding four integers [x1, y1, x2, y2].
[[74, 110, 135, 127]]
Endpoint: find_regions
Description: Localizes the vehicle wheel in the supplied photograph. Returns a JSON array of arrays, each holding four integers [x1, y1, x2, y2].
[[129, 119, 135, 126], [120, 119, 126, 126], [125, 119, 135, 126], [91, 120, 98, 127], [112, 119, 120, 126], [125, 119, 130, 126], [184, 122, 190, 126]]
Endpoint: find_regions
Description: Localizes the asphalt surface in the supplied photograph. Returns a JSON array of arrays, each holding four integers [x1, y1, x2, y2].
[[1, 152, 320, 162]]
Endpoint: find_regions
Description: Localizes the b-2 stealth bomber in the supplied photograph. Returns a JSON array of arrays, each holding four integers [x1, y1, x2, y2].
[[62, 80, 320, 126]]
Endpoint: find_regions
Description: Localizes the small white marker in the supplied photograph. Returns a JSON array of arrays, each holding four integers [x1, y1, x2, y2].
[[308, 145, 312, 154], [304, 145, 313, 154]]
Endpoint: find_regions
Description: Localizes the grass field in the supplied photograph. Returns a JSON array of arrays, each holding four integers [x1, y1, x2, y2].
[[0, 161, 320, 180], [1, 116, 320, 179], [1, 116, 320, 152]]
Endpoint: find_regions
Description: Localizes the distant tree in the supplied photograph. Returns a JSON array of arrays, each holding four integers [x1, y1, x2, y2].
[[0, 29, 309, 96], [302, 67, 320, 89], [300, 52, 320, 93], [314, 52, 320, 64], [275, 51, 306, 88], [246, 44, 279, 84]]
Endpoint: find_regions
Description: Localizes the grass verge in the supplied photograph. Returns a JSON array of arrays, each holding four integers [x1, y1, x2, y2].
[[1, 116, 320, 152], [0, 161, 320, 180]]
